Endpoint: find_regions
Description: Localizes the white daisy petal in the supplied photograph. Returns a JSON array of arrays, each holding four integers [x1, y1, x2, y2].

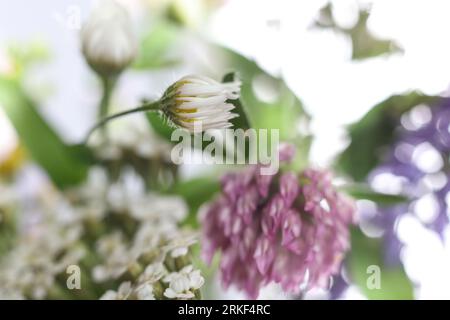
[[161, 75, 241, 132]]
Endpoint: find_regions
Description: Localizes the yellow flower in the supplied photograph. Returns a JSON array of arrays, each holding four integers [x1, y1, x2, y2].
[[0, 145, 25, 177]]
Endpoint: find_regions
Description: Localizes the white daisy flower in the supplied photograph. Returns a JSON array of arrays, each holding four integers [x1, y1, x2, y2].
[[81, 0, 137, 76], [160, 75, 241, 132]]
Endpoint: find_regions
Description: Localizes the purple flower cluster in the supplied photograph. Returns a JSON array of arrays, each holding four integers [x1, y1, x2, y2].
[[366, 100, 450, 266], [330, 100, 450, 299], [201, 146, 356, 298]]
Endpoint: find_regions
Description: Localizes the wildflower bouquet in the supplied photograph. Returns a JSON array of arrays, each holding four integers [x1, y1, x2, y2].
[[0, 0, 441, 300]]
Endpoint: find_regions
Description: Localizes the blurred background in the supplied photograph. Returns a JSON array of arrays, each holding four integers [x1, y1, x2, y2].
[[1, 0, 450, 299]]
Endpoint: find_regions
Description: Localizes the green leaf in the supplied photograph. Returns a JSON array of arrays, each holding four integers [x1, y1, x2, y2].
[[212, 46, 312, 168], [146, 111, 220, 158], [314, 3, 403, 60], [132, 21, 179, 70], [337, 92, 438, 181], [145, 44, 312, 169], [146, 111, 175, 141], [222, 72, 251, 130], [343, 185, 408, 206], [348, 228, 414, 299], [169, 177, 220, 228], [0, 76, 90, 188], [213, 46, 310, 138]]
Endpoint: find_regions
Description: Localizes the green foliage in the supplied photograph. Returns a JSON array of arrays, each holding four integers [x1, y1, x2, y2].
[[343, 185, 408, 206], [133, 21, 179, 70], [222, 72, 251, 131], [146, 111, 212, 151], [314, 3, 402, 60], [217, 46, 309, 136], [337, 92, 438, 181], [0, 76, 91, 188], [7, 39, 50, 75], [211, 46, 312, 170], [338, 91, 437, 300], [146, 111, 175, 141], [348, 228, 414, 299]]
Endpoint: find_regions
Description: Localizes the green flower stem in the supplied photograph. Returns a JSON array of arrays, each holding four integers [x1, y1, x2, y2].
[[98, 76, 116, 120], [84, 101, 160, 144]]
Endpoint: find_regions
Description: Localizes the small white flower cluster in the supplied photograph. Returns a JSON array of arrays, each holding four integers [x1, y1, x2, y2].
[[93, 226, 197, 282], [68, 165, 187, 224], [68, 167, 202, 298], [93, 207, 202, 300], [0, 203, 84, 299], [101, 281, 134, 300], [163, 265, 204, 299], [101, 263, 204, 300], [0, 166, 204, 300]]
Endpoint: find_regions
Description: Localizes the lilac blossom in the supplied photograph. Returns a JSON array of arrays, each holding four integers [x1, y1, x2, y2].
[[367, 101, 450, 266], [201, 146, 356, 298], [331, 100, 450, 299]]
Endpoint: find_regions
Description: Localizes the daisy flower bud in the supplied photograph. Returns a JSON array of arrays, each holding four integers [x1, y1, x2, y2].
[[160, 75, 240, 132], [81, 0, 137, 77], [85, 74, 241, 141]]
